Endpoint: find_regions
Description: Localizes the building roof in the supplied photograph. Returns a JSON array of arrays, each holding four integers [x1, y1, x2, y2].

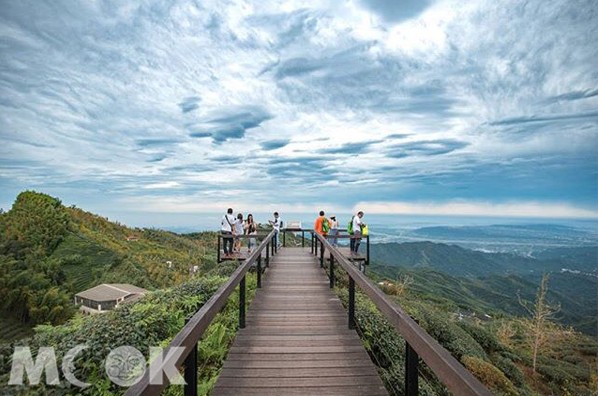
[[76, 283, 147, 302]]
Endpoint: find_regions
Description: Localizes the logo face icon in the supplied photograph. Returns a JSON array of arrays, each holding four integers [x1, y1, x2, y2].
[[105, 346, 147, 387]]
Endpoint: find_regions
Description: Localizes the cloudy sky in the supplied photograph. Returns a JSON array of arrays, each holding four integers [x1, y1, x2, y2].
[[1, 0, 597, 225]]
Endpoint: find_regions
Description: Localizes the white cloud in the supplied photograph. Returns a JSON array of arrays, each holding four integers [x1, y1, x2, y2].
[[117, 194, 353, 215], [356, 200, 598, 219], [143, 181, 181, 189]]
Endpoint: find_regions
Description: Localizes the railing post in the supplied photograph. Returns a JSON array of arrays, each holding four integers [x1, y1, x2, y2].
[[302, 230, 305, 247], [405, 342, 419, 396], [257, 254, 262, 288], [366, 235, 370, 268], [266, 241, 270, 268], [319, 240, 324, 268], [311, 232, 314, 253], [217, 234, 221, 263], [348, 277, 355, 329], [239, 276, 246, 329], [183, 317, 198, 396], [315, 235, 318, 256], [283, 230, 286, 247], [329, 252, 334, 288]]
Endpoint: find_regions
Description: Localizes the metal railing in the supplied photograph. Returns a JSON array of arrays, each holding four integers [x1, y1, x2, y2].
[[282, 228, 370, 266], [217, 232, 278, 262], [312, 233, 492, 396], [281, 227, 307, 247], [125, 230, 277, 396]]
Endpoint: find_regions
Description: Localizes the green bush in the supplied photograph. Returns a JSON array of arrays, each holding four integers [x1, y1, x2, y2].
[[458, 321, 505, 353], [491, 354, 527, 388], [417, 309, 487, 361], [536, 364, 575, 386], [462, 355, 518, 396]]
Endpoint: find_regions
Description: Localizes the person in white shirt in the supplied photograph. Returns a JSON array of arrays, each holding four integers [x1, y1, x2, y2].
[[351, 211, 365, 254], [329, 215, 339, 246], [268, 212, 283, 248], [234, 213, 244, 252], [221, 208, 236, 257]]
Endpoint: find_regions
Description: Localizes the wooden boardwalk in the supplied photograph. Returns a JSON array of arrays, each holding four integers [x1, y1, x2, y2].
[[212, 247, 387, 396]]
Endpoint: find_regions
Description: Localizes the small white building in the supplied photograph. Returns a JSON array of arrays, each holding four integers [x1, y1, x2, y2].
[[75, 284, 147, 314], [285, 220, 302, 230]]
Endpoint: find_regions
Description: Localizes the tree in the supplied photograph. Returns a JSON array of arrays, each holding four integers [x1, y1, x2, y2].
[[518, 274, 560, 373], [495, 320, 517, 347], [394, 274, 414, 296]]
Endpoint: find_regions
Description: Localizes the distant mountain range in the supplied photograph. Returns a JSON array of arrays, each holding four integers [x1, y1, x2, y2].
[[371, 242, 597, 277], [413, 224, 595, 242], [372, 222, 598, 255], [370, 241, 597, 335]]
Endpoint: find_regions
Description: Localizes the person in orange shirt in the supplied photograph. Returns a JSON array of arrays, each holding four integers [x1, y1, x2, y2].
[[314, 210, 329, 236]]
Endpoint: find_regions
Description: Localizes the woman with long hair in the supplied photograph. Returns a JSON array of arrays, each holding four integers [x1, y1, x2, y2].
[[245, 214, 257, 252]]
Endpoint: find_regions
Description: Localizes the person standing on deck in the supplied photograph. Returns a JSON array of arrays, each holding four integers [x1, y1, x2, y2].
[[268, 212, 283, 248], [233, 213, 244, 253], [314, 210, 329, 237], [221, 208, 236, 258], [352, 211, 365, 255], [329, 215, 339, 246], [245, 214, 257, 252]]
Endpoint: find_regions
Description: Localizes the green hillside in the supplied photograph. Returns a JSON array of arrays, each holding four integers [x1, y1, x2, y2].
[[371, 241, 598, 277], [371, 241, 534, 277], [0, 191, 218, 343], [370, 241, 598, 335]]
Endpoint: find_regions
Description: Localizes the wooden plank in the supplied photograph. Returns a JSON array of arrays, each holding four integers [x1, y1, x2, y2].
[[233, 339, 364, 347], [211, 385, 388, 395], [218, 367, 380, 378], [229, 345, 367, 354], [233, 327, 349, 334], [223, 359, 374, 369], [234, 334, 358, 341], [245, 312, 347, 318], [244, 321, 349, 327], [214, 375, 384, 387], [225, 352, 371, 361]]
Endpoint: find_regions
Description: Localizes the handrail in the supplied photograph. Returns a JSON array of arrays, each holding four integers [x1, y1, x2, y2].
[[313, 233, 492, 396], [125, 229, 277, 396], [217, 232, 277, 262], [281, 228, 370, 265]]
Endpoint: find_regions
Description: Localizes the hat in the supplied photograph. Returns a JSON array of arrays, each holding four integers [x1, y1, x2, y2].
[[330, 214, 336, 218]]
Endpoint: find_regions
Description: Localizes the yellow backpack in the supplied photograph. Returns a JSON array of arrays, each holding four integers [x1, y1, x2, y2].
[[361, 225, 369, 236]]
